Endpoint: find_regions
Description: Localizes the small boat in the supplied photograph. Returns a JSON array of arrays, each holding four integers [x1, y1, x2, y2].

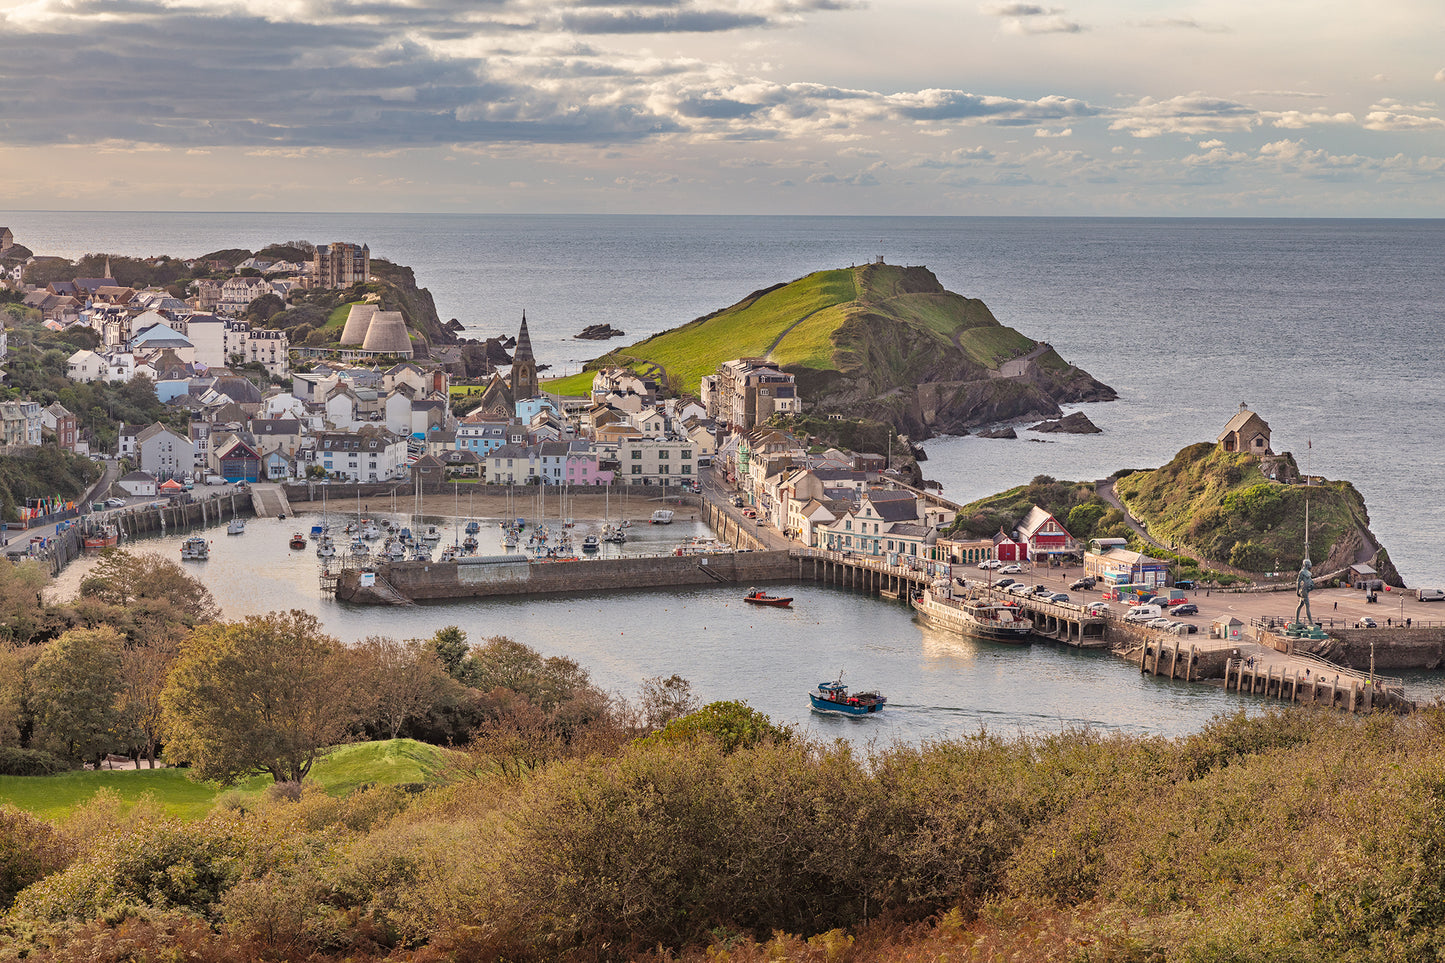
[[399, 527, 412, 541], [423, 526, 441, 543], [467, 535, 482, 551], [809, 678, 886, 716], [289, 532, 307, 550], [227, 517, 246, 536], [581, 534, 599, 552], [650, 509, 674, 525], [349, 538, 369, 556], [81, 520, 119, 551], [439, 547, 459, 563], [361, 522, 381, 539], [316, 539, 336, 559], [602, 524, 627, 544], [310, 523, 324, 537], [465, 519, 480, 535], [180, 536, 209, 560], [743, 588, 792, 608], [499, 532, 515, 549]]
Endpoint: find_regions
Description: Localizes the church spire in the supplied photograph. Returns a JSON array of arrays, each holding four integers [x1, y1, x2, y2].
[[510, 310, 538, 401]]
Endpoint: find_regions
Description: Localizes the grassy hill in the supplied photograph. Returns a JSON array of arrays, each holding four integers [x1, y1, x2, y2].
[[0, 739, 448, 822], [1113, 442, 1394, 579], [546, 263, 1112, 436]]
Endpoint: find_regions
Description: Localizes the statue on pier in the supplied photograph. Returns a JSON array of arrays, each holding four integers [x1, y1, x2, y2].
[[1294, 557, 1315, 627]]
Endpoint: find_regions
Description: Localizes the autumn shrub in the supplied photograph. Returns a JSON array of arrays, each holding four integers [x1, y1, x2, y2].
[[11, 812, 251, 924], [0, 747, 71, 776], [0, 806, 75, 911]]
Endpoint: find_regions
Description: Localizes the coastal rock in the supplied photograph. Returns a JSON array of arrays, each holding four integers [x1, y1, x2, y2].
[[979, 427, 1018, 439], [444, 318, 465, 333], [575, 323, 625, 341], [1029, 412, 1102, 434]]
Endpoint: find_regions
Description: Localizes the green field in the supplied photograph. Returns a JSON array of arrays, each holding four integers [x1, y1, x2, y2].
[[0, 739, 448, 822], [322, 300, 361, 332]]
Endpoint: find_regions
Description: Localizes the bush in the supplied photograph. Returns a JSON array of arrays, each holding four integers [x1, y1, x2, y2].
[[0, 746, 73, 776], [0, 805, 76, 910]]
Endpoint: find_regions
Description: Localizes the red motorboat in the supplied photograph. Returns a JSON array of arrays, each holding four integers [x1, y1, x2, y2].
[[743, 589, 792, 608]]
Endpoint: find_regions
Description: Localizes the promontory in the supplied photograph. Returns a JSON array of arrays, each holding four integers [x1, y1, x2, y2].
[[546, 262, 1115, 438]]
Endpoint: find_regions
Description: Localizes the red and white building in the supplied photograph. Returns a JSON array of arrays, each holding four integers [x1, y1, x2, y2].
[[1016, 505, 1077, 559]]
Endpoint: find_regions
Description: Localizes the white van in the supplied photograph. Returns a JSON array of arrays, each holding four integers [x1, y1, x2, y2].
[[1125, 604, 1164, 623], [1419, 588, 1445, 602]]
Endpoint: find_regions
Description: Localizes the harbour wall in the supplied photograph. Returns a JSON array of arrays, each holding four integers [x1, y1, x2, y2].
[[701, 500, 768, 551], [108, 492, 249, 542], [337, 550, 799, 602], [284, 479, 702, 506], [1279, 628, 1445, 671]]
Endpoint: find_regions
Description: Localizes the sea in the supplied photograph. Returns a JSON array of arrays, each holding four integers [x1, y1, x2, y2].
[[12, 213, 1445, 739]]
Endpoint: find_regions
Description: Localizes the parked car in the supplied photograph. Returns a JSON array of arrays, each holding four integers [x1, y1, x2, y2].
[[742, 509, 757, 518], [1146, 617, 1174, 629], [1047, 592, 1070, 603], [1085, 601, 1111, 615], [731, 495, 744, 507], [1174, 579, 1196, 591], [1172, 603, 1199, 616], [996, 577, 1017, 589], [1360, 617, 1378, 628], [1419, 588, 1445, 602], [1008, 583, 1031, 595], [104, 497, 126, 508], [1070, 576, 1097, 591], [999, 563, 1022, 574], [978, 559, 1002, 570], [1032, 584, 1051, 596]]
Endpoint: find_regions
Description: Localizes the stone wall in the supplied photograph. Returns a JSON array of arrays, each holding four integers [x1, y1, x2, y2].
[[1293, 628, 1445, 671], [338, 549, 800, 602]]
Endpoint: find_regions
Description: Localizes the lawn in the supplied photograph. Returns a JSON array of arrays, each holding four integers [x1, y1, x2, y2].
[[321, 301, 361, 331], [0, 739, 450, 823]]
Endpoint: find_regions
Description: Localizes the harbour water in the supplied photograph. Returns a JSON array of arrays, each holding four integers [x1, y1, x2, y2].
[[12, 212, 1445, 737], [51, 509, 1247, 741]]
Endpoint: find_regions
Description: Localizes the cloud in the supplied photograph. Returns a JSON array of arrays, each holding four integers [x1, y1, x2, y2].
[[1363, 100, 1445, 131], [1268, 110, 1356, 129], [980, 2, 1085, 34], [1034, 127, 1072, 137], [1133, 17, 1229, 32], [888, 90, 1098, 124], [561, 9, 771, 33], [1437, 68, 1445, 82], [1110, 93, 1259, 138]]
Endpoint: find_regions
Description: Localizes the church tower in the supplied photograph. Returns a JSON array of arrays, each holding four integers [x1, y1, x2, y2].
[[510, 311, 538, 401]]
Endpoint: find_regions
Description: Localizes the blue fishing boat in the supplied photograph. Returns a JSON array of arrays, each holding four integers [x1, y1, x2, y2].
[[809, 679, 886, 716]]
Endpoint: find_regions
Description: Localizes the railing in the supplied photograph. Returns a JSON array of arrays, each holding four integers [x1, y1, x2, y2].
[[1251, 616, 1445, 631]]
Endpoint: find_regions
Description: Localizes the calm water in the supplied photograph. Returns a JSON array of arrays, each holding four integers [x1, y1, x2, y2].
[[13, 213, 1445, 734], [51, 509, 1245, 741]]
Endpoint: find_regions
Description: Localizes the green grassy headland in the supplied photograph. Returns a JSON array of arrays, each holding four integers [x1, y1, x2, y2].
[[544, 263, 1034, 397]]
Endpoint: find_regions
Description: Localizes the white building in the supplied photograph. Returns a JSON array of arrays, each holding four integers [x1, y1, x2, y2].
[[316, 429, 407, 482], [135, 423, 195, 481]]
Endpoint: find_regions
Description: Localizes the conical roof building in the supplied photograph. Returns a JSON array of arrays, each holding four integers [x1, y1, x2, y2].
[[339, 304, 377, 346], [361, 310, 413, 358], [510, 311, 538, 400]]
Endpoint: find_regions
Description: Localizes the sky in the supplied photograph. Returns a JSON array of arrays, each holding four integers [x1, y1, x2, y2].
[[1, 0, 1443, 216]]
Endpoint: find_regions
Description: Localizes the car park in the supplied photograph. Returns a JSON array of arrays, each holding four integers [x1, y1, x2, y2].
[[1070, 576, 1097, 591], [1172, 603, 1198, 616], [998, 563, 1022, 574]]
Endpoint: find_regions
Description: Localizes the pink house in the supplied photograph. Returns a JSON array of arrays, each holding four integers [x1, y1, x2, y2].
[[566, 446, 615, 486]]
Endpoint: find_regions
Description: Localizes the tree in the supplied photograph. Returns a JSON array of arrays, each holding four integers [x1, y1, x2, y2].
[[77, 550, 218, 631], [162, 610, 361, 784], [28, 628, 125, 766], [354, 635, 461, 739], [431, 625, 469, 680], [637, 674, 699, 731], [0, 559, 50, 646], [462, 636, 593, 714], [117, 627, 183, 768]]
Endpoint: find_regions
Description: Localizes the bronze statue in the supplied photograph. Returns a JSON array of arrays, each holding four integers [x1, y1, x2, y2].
[[1295, 557, 1314, 626]]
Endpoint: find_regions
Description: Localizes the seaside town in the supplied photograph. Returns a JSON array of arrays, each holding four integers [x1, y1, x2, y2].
[[3, 225, 1445, 961]]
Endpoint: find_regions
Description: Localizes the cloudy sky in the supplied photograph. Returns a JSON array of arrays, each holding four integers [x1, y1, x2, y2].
[[2, 0, 1443, 215]]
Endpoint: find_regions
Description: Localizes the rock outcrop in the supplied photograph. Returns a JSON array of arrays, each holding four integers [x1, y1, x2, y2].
[[1029, 412, 1102, 434]]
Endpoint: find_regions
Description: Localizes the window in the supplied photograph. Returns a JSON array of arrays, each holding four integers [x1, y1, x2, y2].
[[660, 465, 669, 474], [632, 465, 642, 474], [658, 450, 669, 459], [681, 450, 692, 460], [631, 450, 642, 459], [681, 465, 692, 475]]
